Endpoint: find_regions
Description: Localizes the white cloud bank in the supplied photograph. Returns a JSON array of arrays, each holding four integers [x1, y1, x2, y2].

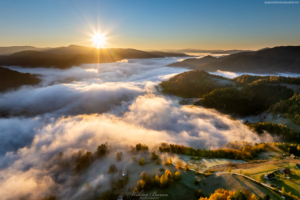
[[0, 57, 271, 199]]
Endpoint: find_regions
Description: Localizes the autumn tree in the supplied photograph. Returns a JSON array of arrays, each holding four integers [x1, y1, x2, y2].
[[165, 158, 172, 165], [227, 167, 232, 173], [136, 179, 146, 191], [116, 152, 121, 161], [281, 187, 285, 195], [174, 171, 181, 180], [150, 151, 159, 160], [160, 174, 169, 188], [165, 169, 173, 179], [154, 175, 160, 186], [139, 158, 145, 166]]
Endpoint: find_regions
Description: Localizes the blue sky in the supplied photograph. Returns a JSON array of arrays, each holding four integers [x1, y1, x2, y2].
[[0, 0, 299, 50]]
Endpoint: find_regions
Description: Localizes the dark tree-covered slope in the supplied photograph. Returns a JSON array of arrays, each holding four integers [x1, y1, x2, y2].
[[0, 67, 41, 92], [169, 46, 300, 73]]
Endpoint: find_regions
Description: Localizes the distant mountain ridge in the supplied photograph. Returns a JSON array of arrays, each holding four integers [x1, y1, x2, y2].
[[0, 45, 188, 69], [169, 46, 300, 73], [162, 48, 250, 54], [0, 46, 50, 55], [169, 55, 219, 68]]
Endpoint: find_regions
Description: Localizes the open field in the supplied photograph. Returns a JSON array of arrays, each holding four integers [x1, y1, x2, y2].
[[257, 151, 282, 160], [178, 155, 246, 172], [145, 172, 281, 200], [229, 159, 300, 197]]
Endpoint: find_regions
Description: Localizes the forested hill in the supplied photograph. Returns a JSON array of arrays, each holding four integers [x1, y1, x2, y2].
[[169, 46, 300, 73], [0, 67, 41, 92], [160, 70, 234, 98], [168, 55, 218, 69], [0, 46, 188, 69], [161, 71, 297, 116]]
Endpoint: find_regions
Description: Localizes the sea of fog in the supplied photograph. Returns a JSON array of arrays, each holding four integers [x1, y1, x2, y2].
[[0, 57, 277, 199], [210, 70, 300, 78]]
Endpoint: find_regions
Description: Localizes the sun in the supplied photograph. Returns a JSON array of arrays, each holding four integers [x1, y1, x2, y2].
[[92, 33, 106, 48]]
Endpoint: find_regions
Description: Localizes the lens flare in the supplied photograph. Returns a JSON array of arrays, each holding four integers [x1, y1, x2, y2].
[[92, 33, 106, 48]]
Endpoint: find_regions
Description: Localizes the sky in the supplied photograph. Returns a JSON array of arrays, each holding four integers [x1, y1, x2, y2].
[[0, 0, 300, 50]]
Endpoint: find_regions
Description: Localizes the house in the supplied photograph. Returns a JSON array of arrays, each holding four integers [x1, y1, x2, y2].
[[264, 172, 275, 180], [296, 164, 300, 169]]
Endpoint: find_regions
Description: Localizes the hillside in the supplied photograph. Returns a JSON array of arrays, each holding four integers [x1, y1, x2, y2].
[[0, 67, 41, 92], [234, 74, 300, 86], [202, 84, 294, 115], [0, 46, 188, 69], [168, 55, 219, 69], [169, 46, 300, 73], [269, 93, 300, 125], [160, 70, 234, 98]]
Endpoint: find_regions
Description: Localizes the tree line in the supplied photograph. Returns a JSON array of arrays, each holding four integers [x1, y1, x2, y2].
[[159, 143, 266, 160], [245, 122, 300, 142]]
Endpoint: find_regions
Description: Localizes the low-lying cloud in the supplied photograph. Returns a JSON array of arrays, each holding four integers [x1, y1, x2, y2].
[[210, 70, 300, 78], [0, 57, 273, 199]]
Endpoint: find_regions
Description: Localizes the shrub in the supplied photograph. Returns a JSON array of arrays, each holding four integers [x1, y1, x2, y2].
[[140, 171, 152, 187], [165, 170, 173, 179], [140, 171, 150, 180], [263, 194, 270, 200], [155, 159, 160, 165], [257, 175, 265, 183], [96, 143, 108, 157], [227, 167, 232, 172], [136, 179, 146, 191], [243, 171, 251, 177], [281, 187, 285, 195], [165, 158, 172, 165], [139, 158, 145, 166], [174, 171, 181, 180], [107, 164, 118, 174], [184, 164, 190, 171], [75, 151, 95, 173], [195, 190, 204, 199], [234, 190, 247, 200], [154, 175, 160, 186], [203, 170, 214, 177], [250, 194, 258, 200], [194, 180, 200, 185], [116, 152, 122, 161], [151, 151, 159, 160], [159, 174, 169, 188], [136, 143, 149, 151]]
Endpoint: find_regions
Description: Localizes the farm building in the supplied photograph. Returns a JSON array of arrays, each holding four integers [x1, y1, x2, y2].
[[278, 168, 291, 175], [264, 172, 275, 180]]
